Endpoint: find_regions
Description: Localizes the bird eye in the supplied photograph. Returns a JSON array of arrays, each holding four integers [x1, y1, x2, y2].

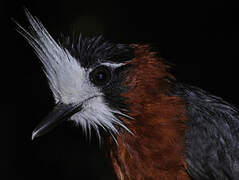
[[89, 65, 112, 86]]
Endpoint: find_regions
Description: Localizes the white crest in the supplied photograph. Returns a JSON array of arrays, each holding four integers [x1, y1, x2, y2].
[[16, 9, 100, 104], [16, 9, 132, 141]]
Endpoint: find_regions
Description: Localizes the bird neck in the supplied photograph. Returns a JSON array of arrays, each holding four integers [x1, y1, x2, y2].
[[108, 94, 190, 180], [107, 44, 190, 179]]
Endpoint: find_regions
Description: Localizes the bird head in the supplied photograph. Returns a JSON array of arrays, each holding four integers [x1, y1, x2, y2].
[[18, 9, 173, 142]]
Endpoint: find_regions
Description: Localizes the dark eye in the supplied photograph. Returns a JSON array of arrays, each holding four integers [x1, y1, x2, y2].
[[89, 65, 112, 86]]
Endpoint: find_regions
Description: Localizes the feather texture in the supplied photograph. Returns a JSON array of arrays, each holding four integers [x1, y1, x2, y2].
[[16, 9, 133, 142]]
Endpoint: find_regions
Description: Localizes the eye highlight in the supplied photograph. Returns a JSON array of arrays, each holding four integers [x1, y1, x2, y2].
[[89, 65, 112, 86]]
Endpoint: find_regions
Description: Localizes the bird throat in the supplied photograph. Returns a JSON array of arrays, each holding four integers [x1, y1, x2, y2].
[[107, 44, 190, 180], [108, 96, 190, 180]]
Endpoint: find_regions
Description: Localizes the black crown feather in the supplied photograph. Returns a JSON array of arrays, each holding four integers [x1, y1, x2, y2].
[[62, 34, 135, 68]]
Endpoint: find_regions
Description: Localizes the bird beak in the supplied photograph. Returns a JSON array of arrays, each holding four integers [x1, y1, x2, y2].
[[32, 103, 83, 140]]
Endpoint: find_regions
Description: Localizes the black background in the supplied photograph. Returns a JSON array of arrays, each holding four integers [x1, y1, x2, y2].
[[1, 0, 239, 179]]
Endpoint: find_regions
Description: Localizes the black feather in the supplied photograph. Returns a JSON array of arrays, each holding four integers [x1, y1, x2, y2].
[[62, 34, 134, 68], [61, 34, 134, 117], [173, 83, 239, 180]]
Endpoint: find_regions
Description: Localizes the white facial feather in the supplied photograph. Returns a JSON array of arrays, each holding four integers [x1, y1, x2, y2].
[[100, 62, 125, 68], [72, 96, 132, 141], [17, 9, 132, 140], [16, 9, 100, 104]]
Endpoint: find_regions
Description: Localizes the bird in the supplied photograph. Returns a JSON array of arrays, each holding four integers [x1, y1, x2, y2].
[[16, 9, 239, 180]]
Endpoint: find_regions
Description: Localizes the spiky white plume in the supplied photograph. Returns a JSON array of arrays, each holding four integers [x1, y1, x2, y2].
[[16, 9, 132, 141], [16, 9, 100, 104]]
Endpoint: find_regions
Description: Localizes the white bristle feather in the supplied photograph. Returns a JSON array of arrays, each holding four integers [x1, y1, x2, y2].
[[16, 9, 133, 142]]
